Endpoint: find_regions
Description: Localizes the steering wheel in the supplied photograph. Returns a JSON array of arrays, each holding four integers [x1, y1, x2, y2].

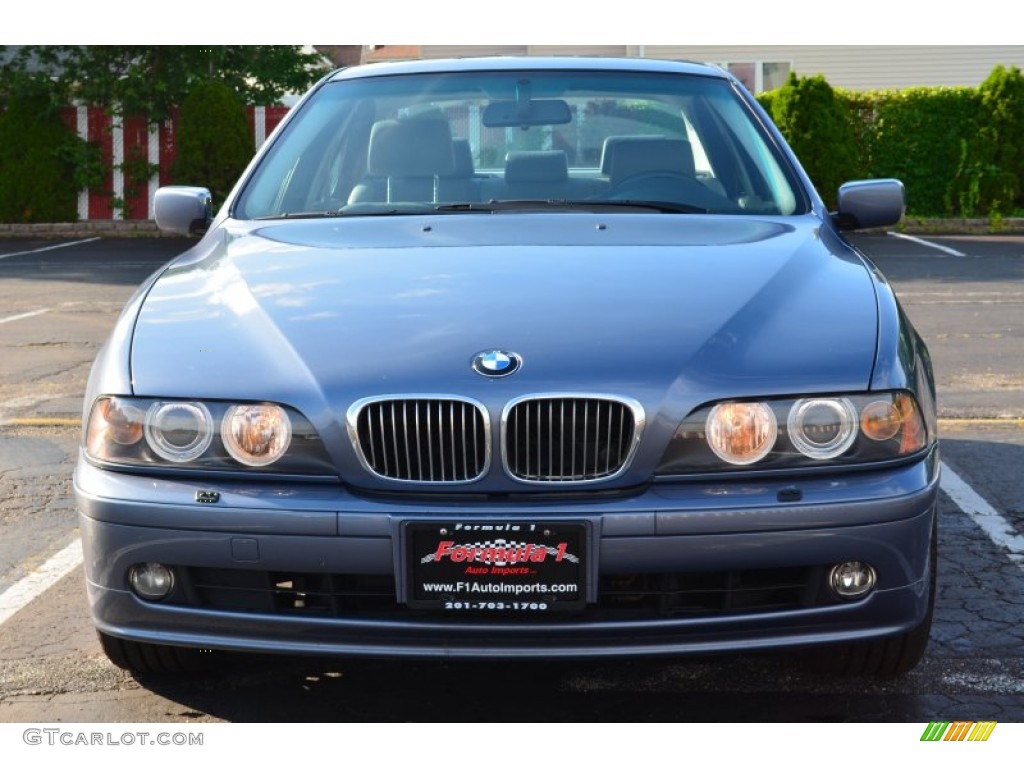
[[609, 172, 745, 214], [610, 172, 712, 202]]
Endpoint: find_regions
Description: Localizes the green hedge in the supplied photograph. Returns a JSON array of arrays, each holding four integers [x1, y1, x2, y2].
[[847, 86, 979, 216], [173, 82, 253, 211], [760, 73, 857, 209], [760, 66, 1024, 217], [955, 65, 1024, 216], [0, 76, 95, 223]]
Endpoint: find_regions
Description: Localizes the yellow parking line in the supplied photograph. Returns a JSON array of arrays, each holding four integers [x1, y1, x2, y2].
[[939, 418, 1024, 428], [5, 417, 82, 427]]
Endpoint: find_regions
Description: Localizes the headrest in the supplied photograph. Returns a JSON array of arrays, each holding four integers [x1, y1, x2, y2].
[[367, 118, 455, 177], [601, 137, 696, 183], [504, 151, 569, 183], [450, 138, 475, 178]]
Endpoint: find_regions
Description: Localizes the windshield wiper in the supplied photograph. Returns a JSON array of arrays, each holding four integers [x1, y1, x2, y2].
[[434, 199, 709, 214], [254, 211, 345, 220], [255, 199, 710, 220], [254, 208, 429, 220]]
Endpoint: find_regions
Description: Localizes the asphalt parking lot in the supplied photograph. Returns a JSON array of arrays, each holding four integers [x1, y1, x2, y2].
[[1, 232, 1023, 722]]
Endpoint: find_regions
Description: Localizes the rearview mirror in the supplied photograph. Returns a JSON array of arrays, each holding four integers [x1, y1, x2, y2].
[[483, 99, 572, 128]]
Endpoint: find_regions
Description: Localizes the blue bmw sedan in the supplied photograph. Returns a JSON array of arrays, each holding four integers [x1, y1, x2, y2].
[[75, 57, 938, 676]]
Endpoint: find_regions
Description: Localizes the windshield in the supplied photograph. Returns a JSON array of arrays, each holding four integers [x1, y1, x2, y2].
[[234, 69, 806, 219]]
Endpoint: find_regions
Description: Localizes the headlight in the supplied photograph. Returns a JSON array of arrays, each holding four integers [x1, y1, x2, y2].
[[657, 391, 930, 475], [84, 396, 334, 476], [705, 402, 777, 465], [859, 399, 902, 441], [787, 398, 858, 460], [145, 401, 214, 462], [86, 397, 144, 456], [221, 404, 292, 466]]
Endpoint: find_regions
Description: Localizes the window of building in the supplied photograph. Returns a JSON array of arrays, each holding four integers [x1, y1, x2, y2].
[[719, 61, 792, 93]]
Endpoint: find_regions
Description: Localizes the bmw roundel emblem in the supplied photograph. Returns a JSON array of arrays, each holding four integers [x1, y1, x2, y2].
[[472, 349, 522, 377]]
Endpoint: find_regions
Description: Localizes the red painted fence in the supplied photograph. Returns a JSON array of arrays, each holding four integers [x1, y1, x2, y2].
[[60, 105, 291, 220]]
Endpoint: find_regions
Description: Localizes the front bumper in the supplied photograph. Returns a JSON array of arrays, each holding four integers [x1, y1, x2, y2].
[[75, 450, 939, 659]]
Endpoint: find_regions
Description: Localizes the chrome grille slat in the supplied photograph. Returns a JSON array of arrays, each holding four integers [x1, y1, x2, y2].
[[414, 404, 423, 480], [561, 399, 569, 479], [503, 396, 641, 483], [573, 399, 581, 479], [351, 397, 488, 483], [459, 403, 467, 479], [547, 400, 554, 480], [425, 402, 434, 480], [400, 401, 411, 479]]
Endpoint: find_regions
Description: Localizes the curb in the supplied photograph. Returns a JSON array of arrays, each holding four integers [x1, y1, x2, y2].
[[891, 217, 1024, 236], [0, 221, 180, 238]]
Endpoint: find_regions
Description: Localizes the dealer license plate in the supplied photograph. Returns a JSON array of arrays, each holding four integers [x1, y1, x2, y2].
[[405, 521, 586, 612]]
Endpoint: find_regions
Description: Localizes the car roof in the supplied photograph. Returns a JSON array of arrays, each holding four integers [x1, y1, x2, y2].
[[328, 56, 729, 82]]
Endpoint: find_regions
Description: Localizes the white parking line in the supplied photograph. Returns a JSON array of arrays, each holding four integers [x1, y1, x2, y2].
[[940, 460, 1024, 568], [0, 308, 50, 325], [887, 231, 968, 257], [0, 538, 83, 627], [0, 237, 101, 261]]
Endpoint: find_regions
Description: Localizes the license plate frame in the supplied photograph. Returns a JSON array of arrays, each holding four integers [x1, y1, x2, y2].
[[405, 521, 587, 612]]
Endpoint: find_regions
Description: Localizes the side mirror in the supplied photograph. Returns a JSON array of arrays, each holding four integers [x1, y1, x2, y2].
[[153, 186, 213, 236], [831, 179, 905, 231]]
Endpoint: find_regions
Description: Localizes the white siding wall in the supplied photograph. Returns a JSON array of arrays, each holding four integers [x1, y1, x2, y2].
[[647, 46, 1024, 90], [423, 45, 530, 58], [422, 45, 1024, 90], [423, 45, 630, 59]]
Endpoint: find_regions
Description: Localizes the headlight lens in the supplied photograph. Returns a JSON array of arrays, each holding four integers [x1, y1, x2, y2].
[[658, 391, 931, 475], [84, 396, 334, 476], [859, 399, 902, 441], [221, 404, 292, 466], [86, 397, 144, 456], [706, 402, 777, 465], [896, 392, 928, 454], [787, 398, 858, 460], [145, 401, 214, 462]]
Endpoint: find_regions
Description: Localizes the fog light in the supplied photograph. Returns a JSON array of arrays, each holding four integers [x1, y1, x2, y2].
[[829, 562, 876, 599], [129, 563, 175, 600]]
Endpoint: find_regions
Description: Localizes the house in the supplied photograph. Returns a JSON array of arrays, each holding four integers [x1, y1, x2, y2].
[[319, 45, 1024, 93]]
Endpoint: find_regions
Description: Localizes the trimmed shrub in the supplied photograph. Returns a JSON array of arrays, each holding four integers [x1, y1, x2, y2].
[[850, 86, 978, 216], [173, 81, 253, 209], [950, 65, 1024, 216], [765, 73, 858, 209], [760, 68, 1015, 217], [0, 76, 85, 223]]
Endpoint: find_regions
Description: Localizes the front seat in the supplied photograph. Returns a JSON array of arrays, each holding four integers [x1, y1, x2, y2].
[[349, 117, 457, 204]]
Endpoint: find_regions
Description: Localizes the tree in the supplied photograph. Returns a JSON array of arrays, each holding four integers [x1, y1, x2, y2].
[[0, 73, 98, 223], [1, 46, 329, 120], [173, 81, 253, 209], [767, 73, 859, 209]]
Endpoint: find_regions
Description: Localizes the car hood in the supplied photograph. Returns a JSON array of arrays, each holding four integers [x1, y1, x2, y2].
[[131, 214, 878, 415]]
